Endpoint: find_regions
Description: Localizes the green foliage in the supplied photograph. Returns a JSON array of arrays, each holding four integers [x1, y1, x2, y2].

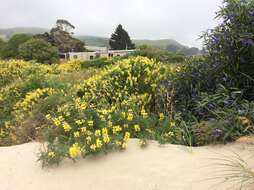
[[109, 24, 135, 50], [0, 33, 32, 59], [0, 38, 6, 57], [134, 45, 185, 63], [18, 38, 59, 64]]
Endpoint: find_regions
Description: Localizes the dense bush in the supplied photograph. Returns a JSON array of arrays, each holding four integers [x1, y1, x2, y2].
[[18, 38, 59, 64], [155, 0, 254, 146], [133, 45, 185, 63], [0, 34, 32, 59], [203, 0, 254, 100]]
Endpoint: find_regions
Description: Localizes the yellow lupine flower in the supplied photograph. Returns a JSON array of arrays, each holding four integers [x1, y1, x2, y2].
[[134, 124, 141, 132], [112, 125, 122, 134], [170, 121, 176, 127], [95, 130, 101, 137], [74, 131, 80, 138], [159, 113, 165, 120], [122, 142, 128, 149], [69, 143, 81, 158], [75, 119, 82, 125], [141, 109, 148, 118], [90, 144, 97, 151], [103, 135, 110, 143], [48, 151, 55, 158], [63, 122, 71, 132], [124, 132, 131, 141], [127, 113, 133, 121], [88, 120, 94, 127], [139, 139, 146, 146], [96, 138, 103, 148], [86, 136, 92, 144], [81, 127, 87, 133]]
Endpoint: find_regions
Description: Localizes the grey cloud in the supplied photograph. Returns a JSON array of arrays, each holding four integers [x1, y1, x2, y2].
[[0, 0, 222, 48]]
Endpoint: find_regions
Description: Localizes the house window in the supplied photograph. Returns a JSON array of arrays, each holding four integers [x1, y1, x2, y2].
[[108, 53, 113, 57], [90, 56, 94, 60], [73, 55, 78, 59]]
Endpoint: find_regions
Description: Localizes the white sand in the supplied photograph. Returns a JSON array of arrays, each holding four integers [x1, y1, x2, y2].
[[0, 139, 254, 190]]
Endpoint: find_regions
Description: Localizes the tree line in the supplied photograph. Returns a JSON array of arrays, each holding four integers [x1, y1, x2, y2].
[[0, 20, 135, 63]]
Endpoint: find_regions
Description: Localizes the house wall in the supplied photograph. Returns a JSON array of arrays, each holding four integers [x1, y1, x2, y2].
[[67, 49, 135, 61]]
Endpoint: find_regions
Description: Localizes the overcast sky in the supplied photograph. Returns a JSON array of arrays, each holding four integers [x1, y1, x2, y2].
[[0, 0, 223, 48]]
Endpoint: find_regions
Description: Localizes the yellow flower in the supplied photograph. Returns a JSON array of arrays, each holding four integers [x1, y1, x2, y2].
[[69, 143, 81, 158], [108, 121, 113, 128], [63, 122, 71, 132], [127, 113, 133, 121], [48, 151, 55, 158], [141, 109, 148, 118], [122, 142, 128, 149], [86, 136, 92, 144], [159, 113, 165, 120], [96, 138, 103, 148], [115, 141, 122, 146], [139, 139, 146, 147], [123, 124, 129, 128], [102, 128, 108, 135], [112, 125, 122, 134], [121, 112, 126, 118], [90, 144, 97, 151], [103, 135, 110, 143], [95, 129, 101, 137], [170, 121, 176, 127], [134, 124, 141, 132], [124, 132, 131, 141], [88, 120, 94, 127], [53, 118, 61, 126], [74, 131, 80, 138], [75, 119, 82, 125], [80, 127, 87, 133]]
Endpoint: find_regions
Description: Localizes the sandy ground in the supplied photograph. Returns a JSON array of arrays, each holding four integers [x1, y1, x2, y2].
[[0, 139, 254, 190]]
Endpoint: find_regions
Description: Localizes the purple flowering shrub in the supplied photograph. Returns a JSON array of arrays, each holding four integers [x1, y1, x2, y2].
[[203, 0, 254, 99]]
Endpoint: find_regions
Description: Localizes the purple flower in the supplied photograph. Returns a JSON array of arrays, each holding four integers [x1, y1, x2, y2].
[[241, 39, 254, 46], [212, 128, 224, 140], [249, 10, 254, 17], [240, 57, 247, 64], [212, 36, 220, 44]]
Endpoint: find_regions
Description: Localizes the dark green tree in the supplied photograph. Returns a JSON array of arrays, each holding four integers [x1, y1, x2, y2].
[[1, 33, 32, 59], [18, 38, 59, 64], [109, 24, 135, 50]]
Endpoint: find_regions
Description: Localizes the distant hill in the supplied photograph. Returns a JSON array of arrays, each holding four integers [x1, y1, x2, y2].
[[0, 27, 48, 39], [76, 35, 187, 50], [133, 39, 185, 49]]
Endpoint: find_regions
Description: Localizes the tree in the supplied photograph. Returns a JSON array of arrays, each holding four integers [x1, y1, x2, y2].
[[0, 38, 7, 58], [35, 19, 85, 53], [18, 38, 59, 64], [1, 33, 32, 59], [56, 19, 75, 33], [109, 24, 135, 50]]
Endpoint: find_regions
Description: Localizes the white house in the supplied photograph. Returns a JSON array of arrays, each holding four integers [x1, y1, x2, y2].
[[60, 47, 135, 61]]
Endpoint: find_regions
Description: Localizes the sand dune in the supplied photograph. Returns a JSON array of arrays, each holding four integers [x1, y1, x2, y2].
[[0, 139, 253, 190]]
